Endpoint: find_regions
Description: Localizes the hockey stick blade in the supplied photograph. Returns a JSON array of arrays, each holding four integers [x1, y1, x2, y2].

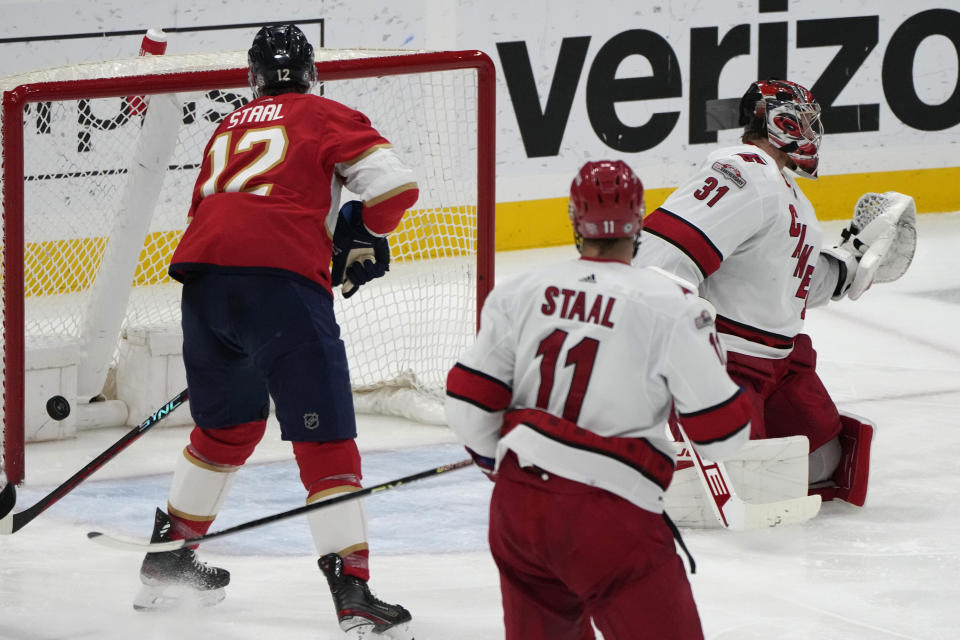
[[1, 388, 188, 535], [88, 458, 474, 552], [0, 483, 16, 533], [725, 493, 821, 530], [678, 427, 820, 530]]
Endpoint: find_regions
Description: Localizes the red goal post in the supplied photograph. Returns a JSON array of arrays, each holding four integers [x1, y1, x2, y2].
[[1, 48, 495, 486]]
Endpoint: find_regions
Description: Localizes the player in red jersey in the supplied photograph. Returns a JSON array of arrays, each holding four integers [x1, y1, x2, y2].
[[635, 79, 915, 508], [445, 160, 750, 640], [134, 24, 417, 639]]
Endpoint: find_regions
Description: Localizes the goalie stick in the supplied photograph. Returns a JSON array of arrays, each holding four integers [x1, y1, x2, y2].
[[676, 426, 821, 530], [87, 458, 474, 552], [0, 388, 188, 535]]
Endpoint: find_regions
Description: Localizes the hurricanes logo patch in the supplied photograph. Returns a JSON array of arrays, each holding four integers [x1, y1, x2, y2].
[[303, 412, 320, 430], [711, 161, 747, 188]]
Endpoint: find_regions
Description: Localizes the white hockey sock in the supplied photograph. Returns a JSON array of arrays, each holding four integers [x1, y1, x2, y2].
[[167, 447, 239, 525], [306, 486, 369, 558]]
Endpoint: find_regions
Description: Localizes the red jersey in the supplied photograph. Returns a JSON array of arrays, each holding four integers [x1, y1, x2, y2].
[[170, 92, 418, 291]]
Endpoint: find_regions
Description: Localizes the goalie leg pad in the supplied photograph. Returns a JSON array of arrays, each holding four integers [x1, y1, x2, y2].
[[809, 412, 874, 506], [665, 436, 810, 528], [833, 413, 874, 506]]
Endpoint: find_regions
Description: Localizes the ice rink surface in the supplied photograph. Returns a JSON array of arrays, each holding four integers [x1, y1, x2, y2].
[[2, 214, 960, 640]]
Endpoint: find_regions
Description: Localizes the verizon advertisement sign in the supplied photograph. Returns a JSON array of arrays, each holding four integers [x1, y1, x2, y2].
[[1, 0, 957, 202], [465, 1, 959, 198]]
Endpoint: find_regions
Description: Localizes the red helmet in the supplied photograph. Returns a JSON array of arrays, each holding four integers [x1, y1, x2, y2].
[[569, 160, 645, 244], [739, 79, 823, 179]]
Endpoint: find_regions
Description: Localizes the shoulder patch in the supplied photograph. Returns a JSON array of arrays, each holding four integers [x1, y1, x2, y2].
[[694, 309, 714, 329], [711, 161, 747, 188]]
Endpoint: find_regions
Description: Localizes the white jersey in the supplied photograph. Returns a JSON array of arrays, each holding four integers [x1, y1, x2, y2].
[[633, 144, 838, 359], [445, 257, 750, 513]]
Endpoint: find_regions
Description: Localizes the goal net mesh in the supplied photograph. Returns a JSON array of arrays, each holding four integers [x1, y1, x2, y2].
[[2, 49, 490, 484]]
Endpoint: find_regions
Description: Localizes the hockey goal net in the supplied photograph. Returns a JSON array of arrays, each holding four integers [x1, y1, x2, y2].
[[1, 48, 495, 485]]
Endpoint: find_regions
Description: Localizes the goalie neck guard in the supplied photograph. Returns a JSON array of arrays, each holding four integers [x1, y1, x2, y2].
[[248, 24, 318, 98], [739, 79, 823, 179]]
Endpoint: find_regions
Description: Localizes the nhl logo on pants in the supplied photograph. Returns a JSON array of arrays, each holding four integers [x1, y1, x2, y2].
[[303, 413, 320, 430]]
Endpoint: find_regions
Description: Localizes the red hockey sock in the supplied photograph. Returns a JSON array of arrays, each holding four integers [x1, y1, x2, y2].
[[293, 440, 369, 581], [167, 510, 215, 541], [189, 420, 267, 467], [342, 548, 370, 582], [292, 439, 363, 493]]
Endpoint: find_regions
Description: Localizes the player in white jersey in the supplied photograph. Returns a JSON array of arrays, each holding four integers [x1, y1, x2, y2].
[[634, 79, 913, 507], [445, 160, 750, 640]]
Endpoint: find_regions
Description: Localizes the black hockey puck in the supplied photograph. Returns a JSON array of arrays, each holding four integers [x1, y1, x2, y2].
[[46, 395, 71, 421]]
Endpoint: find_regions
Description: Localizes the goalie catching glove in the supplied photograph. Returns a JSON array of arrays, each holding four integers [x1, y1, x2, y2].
[[331, 200, 390, 298], [824, 191, 917, 301]]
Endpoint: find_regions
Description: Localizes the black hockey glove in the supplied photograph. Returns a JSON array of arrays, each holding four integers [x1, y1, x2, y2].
[[331, 200, 390, 298]]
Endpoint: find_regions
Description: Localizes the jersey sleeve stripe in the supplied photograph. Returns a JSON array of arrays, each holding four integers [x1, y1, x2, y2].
[[342, 143, 392, 166], [445, 362, 512, 412], [643, 208, 723, 277], [365, 183, 419, 207], [361, 186, 420, 235], [502, 408, 675, 491], [716, 314, 795, 350], [678, 389, 751, 444]]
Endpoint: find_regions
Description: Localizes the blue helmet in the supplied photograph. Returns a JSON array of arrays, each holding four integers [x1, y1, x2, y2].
[[247, 24, 317, 98]]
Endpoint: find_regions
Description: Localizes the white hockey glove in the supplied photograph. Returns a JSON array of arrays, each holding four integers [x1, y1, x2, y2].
[[331, 200, 390, 298], [831, 191, 917, 300]]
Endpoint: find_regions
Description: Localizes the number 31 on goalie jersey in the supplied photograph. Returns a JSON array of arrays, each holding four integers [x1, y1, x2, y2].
[[200, 125, 289, 197]]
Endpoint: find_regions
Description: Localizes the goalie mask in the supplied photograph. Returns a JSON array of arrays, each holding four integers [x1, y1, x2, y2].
[[248, 24, 317, 98], [739, 79, 823, 179], [569, 160, 645, 256]]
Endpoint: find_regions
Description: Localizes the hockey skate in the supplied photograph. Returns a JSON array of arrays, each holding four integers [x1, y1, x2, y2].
[[133, 508, 230, 611], [319, 553, 413, 639]]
